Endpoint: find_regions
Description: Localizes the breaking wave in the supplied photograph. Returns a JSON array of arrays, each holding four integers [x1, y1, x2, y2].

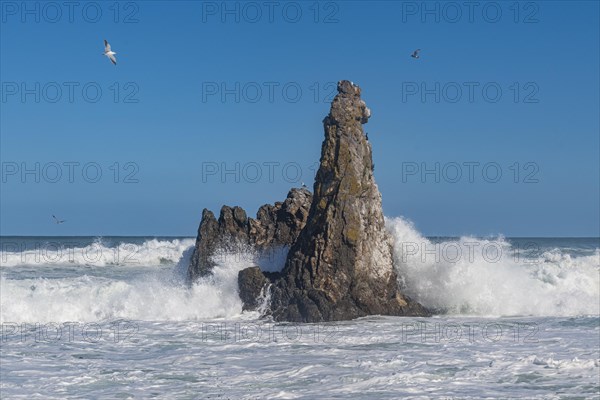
[[1, 222, 598, 323], [386, 217, 600, 317]]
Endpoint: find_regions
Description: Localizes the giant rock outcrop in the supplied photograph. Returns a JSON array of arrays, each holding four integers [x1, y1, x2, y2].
[[187, 80, 430, 322]]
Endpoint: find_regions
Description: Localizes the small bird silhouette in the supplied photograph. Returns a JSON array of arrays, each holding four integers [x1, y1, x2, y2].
[[52, 215, 66, 224], [301, 182, 308, 189], [103, 39, 117, 65], [411, 49, 421, 59]]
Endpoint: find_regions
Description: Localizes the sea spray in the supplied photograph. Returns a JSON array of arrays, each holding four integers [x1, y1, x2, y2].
[[386, 217, 600, 316], [0, 244, 251, 323], [1, 231, 598, 324]]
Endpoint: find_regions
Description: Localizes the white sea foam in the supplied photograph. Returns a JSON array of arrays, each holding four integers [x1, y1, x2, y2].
[[1, 232, 599, 398], [0, 238, 291, 324], [1, 315, 597, 398], [1, 222, 598, 325], [386, 217, 600, 317], [0, 238, 196, 268], [0, 245, 251, 323]]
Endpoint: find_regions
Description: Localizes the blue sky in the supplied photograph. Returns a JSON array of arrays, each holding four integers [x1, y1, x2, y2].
[[1, 0, 598, 237]]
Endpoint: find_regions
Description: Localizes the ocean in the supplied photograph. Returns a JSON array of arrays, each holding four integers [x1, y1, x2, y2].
[[1, 218, 598, 399]]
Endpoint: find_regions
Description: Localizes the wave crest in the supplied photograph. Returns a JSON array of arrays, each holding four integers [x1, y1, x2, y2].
[[386, 217, 600, 317]]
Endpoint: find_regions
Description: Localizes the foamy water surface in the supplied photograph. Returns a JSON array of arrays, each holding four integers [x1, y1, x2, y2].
[[1, 223, 598, 398]]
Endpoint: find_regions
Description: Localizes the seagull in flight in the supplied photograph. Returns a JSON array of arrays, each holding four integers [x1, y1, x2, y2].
[[52, 215, 66, 224], [410, 49, 421, 59], [103, 39, 117, 65]]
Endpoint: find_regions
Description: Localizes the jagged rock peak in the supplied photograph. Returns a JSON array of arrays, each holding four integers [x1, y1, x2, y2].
[[186, 188, 313, 282], [187, 80, 429, 322], [266, 80, 429, 321]]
